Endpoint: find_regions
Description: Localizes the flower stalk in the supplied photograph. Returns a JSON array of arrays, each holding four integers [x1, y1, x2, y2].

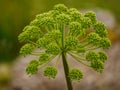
[[62, 52, 73, 90]]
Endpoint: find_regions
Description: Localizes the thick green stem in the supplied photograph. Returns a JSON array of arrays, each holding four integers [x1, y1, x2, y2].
[[62, 52, 73, 90], [61, 23, 73, 90]]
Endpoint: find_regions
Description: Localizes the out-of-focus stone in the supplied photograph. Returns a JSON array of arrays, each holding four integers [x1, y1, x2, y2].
[[9, 41, 120, 90]]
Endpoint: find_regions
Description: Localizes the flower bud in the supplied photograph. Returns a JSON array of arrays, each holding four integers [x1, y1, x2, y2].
[[18, 31, 30, 42], [91, 60, 104, 73], [86, 51, 99, 61], [18, 26, 43, 42], [40, 17, 54, 29], [30, 19, 41, 27], [39, 53, 50, 64], [36, 37, 50, 48], [20, 43, 34, 56], [36, 11, 53, 20], [55, 13, 70, 24], [68, 8, 83, 22], [65, 36, 78, 50], [26, 60, 39, 75], [69, 68, 83, 81], [100, 38, 111, 49], [45, 30, 62, 40], [69, 22, 83, 36], [94, 22, 107, 37], [98, 51, 108, 62], [46, 43, 61, 55], [53, 4, 68, 13], [43, 66, 57, 79], [81, 17, 92, 29], [87, 33, 101, 46], [84, 11, 97, 24]]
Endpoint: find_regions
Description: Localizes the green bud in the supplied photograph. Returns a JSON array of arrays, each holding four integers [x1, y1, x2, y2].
[[86, 51, 99, 61], [22, 25, 29, 31], [91, 60, 104, 73], [30, 19, 41, 27], [65, 36, 78, 50], [84, 11, 96, 24], [18, 26, 43, 42], [40, 17, 54, 29], [18, 31, 30, 42], [69, 22, 83, 36], [36, 37, 50, 48], [26, 60, 39, 75], [81, 17, 92, 29], [39, 53, 50, 64], [36, 11, 53, 20], [43, 66, 57, 79], [46, 43, 61, 55], [100, 38, 111, 49], [45, 30, 62, 40], [20, 43, 34, 56], [94, 22, 107, 37], [53, 4, 68, 13], [69, 68, 83, 81], [98, 51, 108, 62], [55, 13, 70, 24], [87, 33, 101, 46], [68, 8, 83, 22]]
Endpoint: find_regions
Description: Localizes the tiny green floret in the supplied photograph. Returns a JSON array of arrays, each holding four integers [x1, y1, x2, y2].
[[18, 4, 111, 90]]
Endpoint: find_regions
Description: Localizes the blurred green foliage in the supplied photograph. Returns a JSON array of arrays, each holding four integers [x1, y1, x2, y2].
[[0, 0, 32, 62], [0, 0, 120, 62]]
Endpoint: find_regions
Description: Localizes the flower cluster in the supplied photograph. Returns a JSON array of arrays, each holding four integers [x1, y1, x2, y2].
[[18, 4, 111, 81]]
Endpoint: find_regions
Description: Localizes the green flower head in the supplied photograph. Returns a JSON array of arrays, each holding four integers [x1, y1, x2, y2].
[[86, 51, 99, 61], [84, 11, 97, 24], [39, 53, 50, 64], [18, 4, 111, 84], [43, 66, 57, 79], [26, 60, 39, 75], [20, 43, 34, 56], [98, 51, 108, 62], [91, 60, 104, 73], [46, 43, 61, 55], [69, 68, 83, 81]]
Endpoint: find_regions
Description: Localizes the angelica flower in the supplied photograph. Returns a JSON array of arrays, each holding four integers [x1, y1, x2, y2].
[[18, 4, 111, 89]]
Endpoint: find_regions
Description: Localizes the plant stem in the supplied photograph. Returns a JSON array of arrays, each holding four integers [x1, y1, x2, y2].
[[62, 52, 73, 90], [61, 22, 73, 90]]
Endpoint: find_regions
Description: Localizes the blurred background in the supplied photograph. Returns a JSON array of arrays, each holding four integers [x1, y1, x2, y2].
[[0, 0, 120, 90]]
